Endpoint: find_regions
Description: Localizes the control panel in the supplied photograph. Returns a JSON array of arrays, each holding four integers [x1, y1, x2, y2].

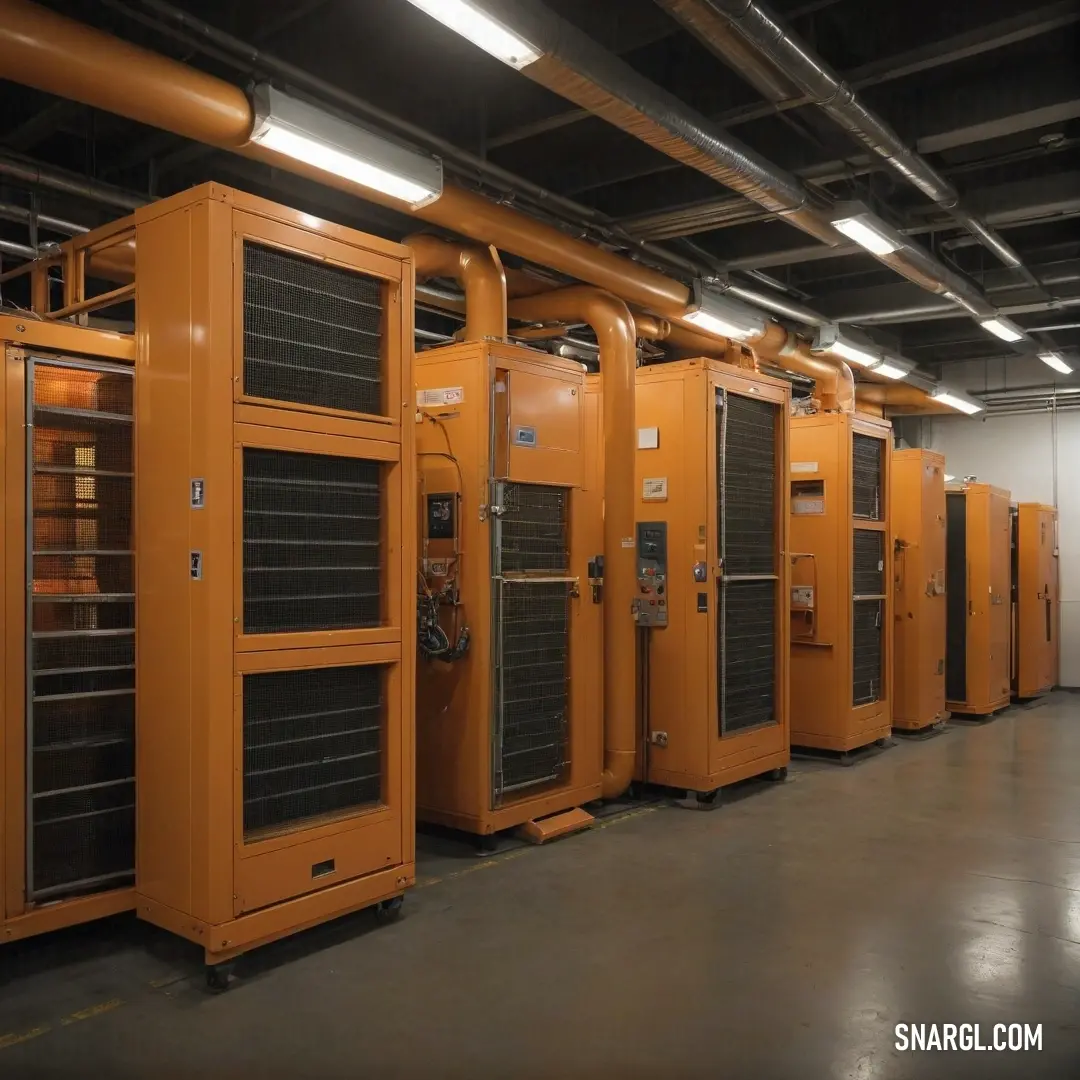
[[634, 521, 668, 627]]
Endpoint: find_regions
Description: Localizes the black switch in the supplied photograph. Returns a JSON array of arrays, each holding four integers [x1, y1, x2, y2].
[[697, 592, 708, 613]]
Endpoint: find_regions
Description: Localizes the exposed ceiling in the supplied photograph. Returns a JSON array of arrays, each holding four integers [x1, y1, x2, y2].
[[1, 0, 1079, 391]]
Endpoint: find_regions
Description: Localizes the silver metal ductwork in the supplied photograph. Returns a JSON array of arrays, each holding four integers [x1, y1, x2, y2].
[[659, 0, 1047, 292], [470, 0, 1024, 331]]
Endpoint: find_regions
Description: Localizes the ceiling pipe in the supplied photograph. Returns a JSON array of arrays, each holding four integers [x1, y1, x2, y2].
[[507, 287, 637, 799], [855, 383, 954, 414], [665, 0, 1049, 295], [0, 200, 89, 236], [406, 234, 507, 342], [0, 237, 39, 260], [0, 153, 148, 212], [0, 0, 869, 406]]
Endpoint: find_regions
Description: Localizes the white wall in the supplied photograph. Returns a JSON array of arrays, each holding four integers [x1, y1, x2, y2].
[[922, 410, 1080, 685]]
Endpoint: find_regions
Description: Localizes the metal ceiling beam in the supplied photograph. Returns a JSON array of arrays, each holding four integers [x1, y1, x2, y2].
[[486, 1, 1079, 152], [917, 100, 1080, 155]]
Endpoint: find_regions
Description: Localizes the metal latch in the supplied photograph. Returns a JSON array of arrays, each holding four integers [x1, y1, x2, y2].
[[588, 554, 604, 604], [649, 731, 668, 747]]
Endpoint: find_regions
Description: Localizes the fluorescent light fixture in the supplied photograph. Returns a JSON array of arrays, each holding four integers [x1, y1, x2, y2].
[[871, 356, 913, 380], [812, 324, 881, 368], [685, 282, 767, 340], [931, 387, 985, 415], [403, 0, 541, 68], [1038, 350, 1073, 375], [944, 474, 955, 483], [979, 317, 1024, 343], [250, 84, 443, 208], [831, 213, 900, 255]]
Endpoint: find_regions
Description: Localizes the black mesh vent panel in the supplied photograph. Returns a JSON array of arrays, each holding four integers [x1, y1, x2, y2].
[[243, 448, 381, 635], [720, 579, 776, 734], [852, 433, 884, 520], [497, 484, 569, 573], [719, 393, 778, 576], [853, 600, 883, 705], [243, 664, 384, 838], [946, 492, 968, 702], [853, 529, 886, 595], [243, 242, 384, 416], [29, 361, 135, 900], [494, 582, 570, 798]]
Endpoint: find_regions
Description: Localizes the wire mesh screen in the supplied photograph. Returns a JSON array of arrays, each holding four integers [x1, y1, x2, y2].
[[718, 392, 778, 576], [28, 361, 135, 900], [853, 529, 886, 595], [852, 433, 884, 520], [720, 579, 776, 735], [492, 581, 571, 801], [853, 600, 884, 706], [243, 242, 384, 416], [497, 484, 569, 573], [243, 448, 382, 635], [243, 664, 384, 839], [946, 492, 968, 702]]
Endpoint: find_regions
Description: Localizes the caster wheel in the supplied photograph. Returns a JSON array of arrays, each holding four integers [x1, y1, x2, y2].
[[767, 766, 788, 782], [374, 895, 404, 925], [205, 962, 234, 993]]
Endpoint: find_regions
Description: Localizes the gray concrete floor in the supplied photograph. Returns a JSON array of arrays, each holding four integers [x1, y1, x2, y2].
[[3, 695, 1080, 1078]]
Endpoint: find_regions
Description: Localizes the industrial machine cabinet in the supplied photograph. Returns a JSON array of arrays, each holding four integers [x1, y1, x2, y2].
[[945, 483, 1011, 716], [788, 411, 892, 752], [633, 359, 790, 797], [116, 185, 416, 977], [891, 448, 947, 731], [415, 341, 602, 838], [2, 317, 136, 943], [1012, 502, 1058, 698]]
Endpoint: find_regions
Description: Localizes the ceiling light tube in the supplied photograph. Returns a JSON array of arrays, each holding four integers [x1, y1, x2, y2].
[[1038, 351, 1073, 375], [830, 212, 900, 256], [979, 317, 1025, 343], [402, 0, 541, 68], [931, 387, 985, 415], [871, 356, 913, 381], [944, 474, 956, 483], [250, 84, 443, 208], [812, 324, 881, 368], [685, 282, 767, 340]]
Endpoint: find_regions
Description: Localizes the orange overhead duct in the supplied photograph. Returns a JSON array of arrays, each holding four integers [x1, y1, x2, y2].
[[508, 287, 637, 799], [406, 234, 507, 342], [856, 383, 952, 414]]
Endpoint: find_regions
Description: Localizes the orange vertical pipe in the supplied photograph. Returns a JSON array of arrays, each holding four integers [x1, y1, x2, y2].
[[509, 287, 638, 798], [406, 234, 506, 342]]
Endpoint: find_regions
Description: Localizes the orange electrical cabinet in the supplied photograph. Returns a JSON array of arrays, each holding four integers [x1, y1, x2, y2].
[[122, 184, 415, 980], [1012, 502, 1059, 698], [2, 316, 137, 943], [945, 483, 1011, 716], [891, 448, 947, 730], [415, 341, 602, 839], [788, 411, 892, 753], [633, 359, 790, 799]]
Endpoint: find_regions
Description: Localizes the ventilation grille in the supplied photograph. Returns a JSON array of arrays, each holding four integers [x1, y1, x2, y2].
[[28, 362, 135, 900], [243, 448, 381, 635], [852, 433, 883, 520], [243, 242, 384, 416], [853, 600, 883, 706], [719, 393, 777, 576], [243, 664, 384, 839], [497, 484, 569, 573], [493, 581, 570, 799], [853, 529, 886, 595], [946, 492, 967, 702], [720, 580, 776, 734]]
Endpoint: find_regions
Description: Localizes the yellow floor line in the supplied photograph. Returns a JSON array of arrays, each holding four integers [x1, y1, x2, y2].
[[0, 1025, 51, 1051], [59, 999, 123, 1026]]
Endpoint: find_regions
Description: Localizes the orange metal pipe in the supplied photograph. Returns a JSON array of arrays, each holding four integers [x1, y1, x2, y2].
[[508, 287, 638, 799], [0, 0, 861, 399], [856, 383, 952, 414], [755, 328, 854, 412], [406, 234, 506, 341]]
